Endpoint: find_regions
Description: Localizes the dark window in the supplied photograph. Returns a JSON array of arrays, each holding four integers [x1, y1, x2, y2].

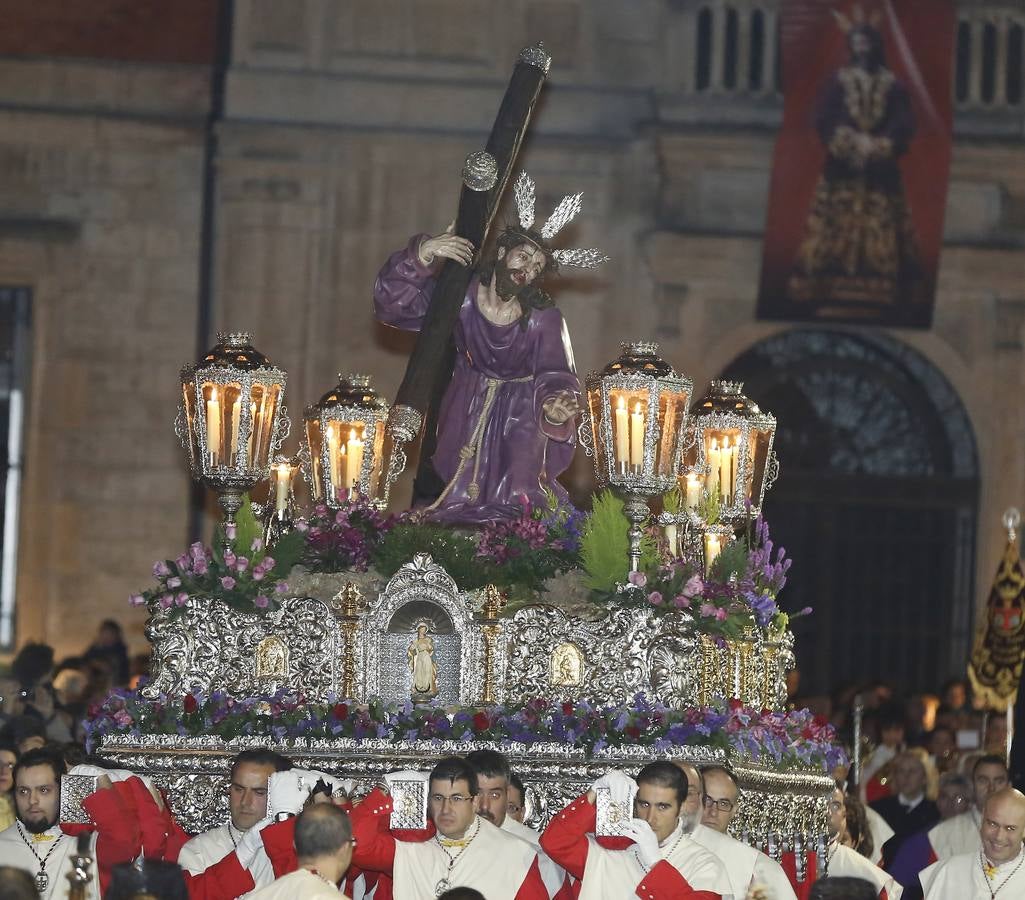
[[0, 287, 31, 649], [1008, 24, 1023, 105], [723, 8, 739, 90], [982, 22, 998, 103], [749, 10, 765, 91], [696, 7, 713, 91], [955, 21, 971, 103], [721, 330, 978, 695]]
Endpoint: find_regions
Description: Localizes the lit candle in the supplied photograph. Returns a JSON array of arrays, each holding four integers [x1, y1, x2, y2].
[[664, 523, 678, 558], [346, 427, 364, 491], [614, 397, 629, 472], [685, 472, 702, 510], [719, 437, 733, 504], [327, 425, 342, 496], [630, 401, 645, 471], [705, 533, 722, 574], [273, 462, 291, 514], [707, 438, 721, 496], [206, 388, 221, 465]]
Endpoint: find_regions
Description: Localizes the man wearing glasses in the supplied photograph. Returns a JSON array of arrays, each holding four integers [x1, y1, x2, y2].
[[815, 785, 902, 899], [351, 756, 547, 899], [682, 763, 796, 900]]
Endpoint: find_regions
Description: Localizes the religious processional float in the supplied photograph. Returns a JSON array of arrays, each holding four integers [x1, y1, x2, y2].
[[89, 43, 843, 879]]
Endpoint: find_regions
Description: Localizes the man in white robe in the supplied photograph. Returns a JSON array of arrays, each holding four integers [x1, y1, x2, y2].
[[677, 762, 796, 900], [465, 749, 568, 898], [541, 762, 728, 899], [0, 748, 138, 900], [351, 756, 547, 900], [818, 785, 902, 899], [924, 754, 1008, 861], [177, 747, 292, 894], [920, 787, 1025, 899], [247, 804, 353, 900]]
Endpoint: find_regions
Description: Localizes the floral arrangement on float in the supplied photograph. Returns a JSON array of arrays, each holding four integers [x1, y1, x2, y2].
[[129, 490, 808, 641], [85, 688, 845, 773]]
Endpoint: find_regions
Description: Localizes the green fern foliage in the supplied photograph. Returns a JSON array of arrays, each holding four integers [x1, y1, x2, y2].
[[579, 490, 658, 591]]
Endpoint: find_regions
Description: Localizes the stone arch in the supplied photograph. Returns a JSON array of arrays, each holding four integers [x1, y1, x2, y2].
[[719, 328, 980, 693]]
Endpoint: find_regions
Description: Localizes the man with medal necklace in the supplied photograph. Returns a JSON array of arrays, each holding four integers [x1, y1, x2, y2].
[[351, 756, 548, 899], [0, 747, 138, 899]]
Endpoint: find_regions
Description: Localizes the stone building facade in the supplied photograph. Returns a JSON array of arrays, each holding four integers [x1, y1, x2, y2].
[[0, 1, 1022, 687]]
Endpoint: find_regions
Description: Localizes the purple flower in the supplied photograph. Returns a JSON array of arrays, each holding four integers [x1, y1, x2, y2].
[[699, 602, 717, 618], [647, 591, 663, 606], [153, 561, 171, 578], [175, 554, 190, 571], [252, 569, 265, 582], [274, 581, 290, 594], [193, 558, 208, 575], [128, 594, 146, 607], [261, 556, 275, 570], [628, 571, 647, 588], [224, 550, 236, 566], [672, 595, 691, 609], [166, 576, 182, 589], [189, 542, 206, 560], [294, 520, 309, 533], [254, 595, 269, 609], [681, 574, 703, 598], [235, 556, 249, 573], [174, 592, 189, 607], [158, 594, 174, 610], [220, 576, 236, 590], [250, 538, 264, 552]]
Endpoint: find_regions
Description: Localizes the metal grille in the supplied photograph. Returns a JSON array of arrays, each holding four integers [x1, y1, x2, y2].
[[723, 329, 979, 693]]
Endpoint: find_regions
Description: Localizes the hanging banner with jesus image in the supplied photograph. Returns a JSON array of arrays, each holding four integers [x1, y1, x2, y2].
[[757, 0, 955, 327]]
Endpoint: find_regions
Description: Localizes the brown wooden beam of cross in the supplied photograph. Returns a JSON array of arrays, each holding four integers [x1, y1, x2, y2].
[[386, 43, 551, 500]]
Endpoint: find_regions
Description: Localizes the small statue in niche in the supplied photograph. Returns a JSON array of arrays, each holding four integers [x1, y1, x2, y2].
[[550, 641, 583, 687], [255, 635, 289, 679], [407, 622, 438, 700]]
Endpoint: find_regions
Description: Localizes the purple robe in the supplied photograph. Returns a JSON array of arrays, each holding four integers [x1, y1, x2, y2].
[[374, 235, 580, 525]]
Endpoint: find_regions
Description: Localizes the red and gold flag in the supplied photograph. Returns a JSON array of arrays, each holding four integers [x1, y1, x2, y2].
[[969, 523, 1025, 711]]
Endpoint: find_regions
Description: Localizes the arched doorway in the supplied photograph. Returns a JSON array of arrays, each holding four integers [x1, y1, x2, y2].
[[720, 329, 979, 696]]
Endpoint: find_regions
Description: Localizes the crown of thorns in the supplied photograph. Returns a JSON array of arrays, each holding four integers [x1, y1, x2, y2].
[[511, 171, 609, 269]]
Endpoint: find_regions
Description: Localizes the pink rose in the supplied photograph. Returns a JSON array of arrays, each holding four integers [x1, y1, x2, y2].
[[627, 571, 647, 588]]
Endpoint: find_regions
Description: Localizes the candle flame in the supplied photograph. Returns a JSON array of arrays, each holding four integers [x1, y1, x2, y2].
[[617, 397, 626, 411], [711, 437, 718, 450], [634, 402, 642, 415], [350, 428, 358, 442]]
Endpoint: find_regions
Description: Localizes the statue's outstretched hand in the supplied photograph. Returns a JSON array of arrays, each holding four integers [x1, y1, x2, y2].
[[418, 222, 474, 267], [542, 391, 582, 425]]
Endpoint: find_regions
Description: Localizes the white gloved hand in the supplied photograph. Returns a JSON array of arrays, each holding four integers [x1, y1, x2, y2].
[[267, 770, 313, 818], [592, 769, 638, 805], [623, 818, 661, 871], [235, 817, 271, 869], [302, 770, 348, 802], [67, 764, 107, 779]]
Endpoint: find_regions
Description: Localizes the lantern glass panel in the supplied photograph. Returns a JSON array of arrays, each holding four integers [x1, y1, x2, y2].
[[609, 388, 650, 476], [748, 426, 773, 501], [249, 383, 281, 469], [323, 419, 365, 492], [656, 389, 689, 479], [306, 418, 323, 501], [201, 381, 232, 468], [219, 382, 244, 466], [704, 428, 742, 506]]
